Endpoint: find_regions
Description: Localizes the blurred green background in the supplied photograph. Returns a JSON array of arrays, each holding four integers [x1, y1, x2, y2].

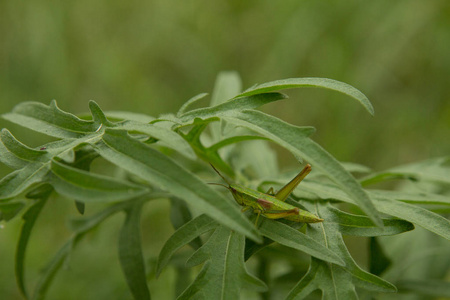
[[1, 0, 449, 299]]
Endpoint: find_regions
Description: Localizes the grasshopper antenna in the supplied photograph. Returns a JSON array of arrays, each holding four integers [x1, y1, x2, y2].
[[209, 163, 231, 186]]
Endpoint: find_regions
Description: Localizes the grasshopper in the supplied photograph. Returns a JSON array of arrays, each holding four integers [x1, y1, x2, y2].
[[210, 163, 323, 225]]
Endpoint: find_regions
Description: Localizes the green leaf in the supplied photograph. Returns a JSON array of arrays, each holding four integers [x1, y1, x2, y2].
[[296, 180, 450, 241], [96, 129, 261, 242], [208, 71, 243, 143], [49, 158, 149, 203], [286, 258, 359, 300], [396, 279, 450, 297], [360, 157, 450, 186], [369, 237, 391, 276], [328, 206, 415, 236], [105, 111, 155, 123], [224, 110, 382, 227], [0, 133, 29, 169], [210, 71, 242, 107], [369, 189, 450, 206], [179, 93, 287, 121], [177, 93, 209, 117], [0, 129, 48, 162], [16, 185, 52, 299], [156, 214, 218, 276], [31, 240, 74, 300], [0, 163, 51, 200], [178, 226, 267, 300], [2, 100, 97, 138], [0, 202, 25, 221], [115, 120, 196, 159], [236, 77, 374, 115], [169, 198, 203, 250], [31, 199, 135, 300], [371, 196, 450, 241], [258, 219, 345, 266], [89, 100, 113, 126], [286, 201, 396, 298], [118, 200, 151, 300]]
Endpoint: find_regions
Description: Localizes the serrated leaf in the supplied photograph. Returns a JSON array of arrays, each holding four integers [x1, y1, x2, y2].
[[118, 200, 150, 300], [156, 214, 218, 276], [2, 100, 97, 138], [236, 77, 374, 115], [178, 226, 267, 300], [286, 258, 358, 300], [258, 219, 345, 266], [49, 159, 149, 203], [96, 129, 261, 242], [223, 110, 382, 227], [286, 201, 396, 299]]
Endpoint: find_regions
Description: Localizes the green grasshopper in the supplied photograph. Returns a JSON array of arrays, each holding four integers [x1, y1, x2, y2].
[[210, 163, 323, 225]]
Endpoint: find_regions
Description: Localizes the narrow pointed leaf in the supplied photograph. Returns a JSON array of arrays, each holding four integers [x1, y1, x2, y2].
[[371, 196, 450, 240], [32, 200, 136, 300], [177, 93, 209, 117], [16, 186, 52, 299], [105, 111, 155, 123], [49, 159, 149, 203], [236, 77, 374, 115], [169, 198, 203, 250], [89, 100, 112, 126], [2, 101, 96, 138], [0, 163, 50, 200], [360, 157, 450, 186], [258, 219, 345, 266], [115, 121, 196, 159], [328, 206, 415, 236], [1, 129, 48, 162], [96, 129, 261, 242], [118, 200, 151, 300], [396, 279, 450, 297], [156, 214, 218, 276], [179, 93, 287, 121], [0, 202, 25, 221], [0, 135, 29, 169]]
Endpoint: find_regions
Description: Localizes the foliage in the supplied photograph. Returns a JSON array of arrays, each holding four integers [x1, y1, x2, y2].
[[0, 72, 449, 299]]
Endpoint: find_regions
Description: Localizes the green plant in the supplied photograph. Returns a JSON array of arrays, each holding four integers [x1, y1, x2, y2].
[[0, 72, 449, 299]]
